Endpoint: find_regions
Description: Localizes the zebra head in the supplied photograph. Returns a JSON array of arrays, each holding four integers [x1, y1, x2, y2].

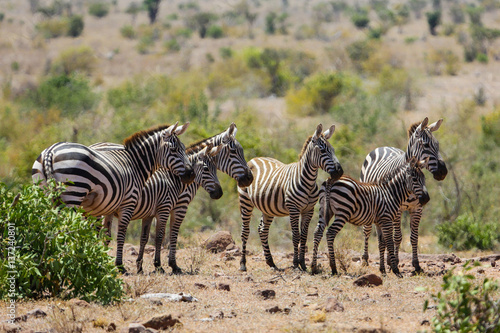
[[408, 117, 448, 181], [405, 157, 430, 206], [218, 123, 254, 188], [308, 124, 343, 181], [159, 122, 195, 185], [194, 143, 224, 200]]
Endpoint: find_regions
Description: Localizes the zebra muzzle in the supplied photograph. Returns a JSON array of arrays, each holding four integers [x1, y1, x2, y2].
[[432, 161, 448, 181], [180, 167, 195, 185], [329, 165, 343, 181], [209, 186, 223, 200], [236, 168, 254, 187], [419, 192, 430, 206]]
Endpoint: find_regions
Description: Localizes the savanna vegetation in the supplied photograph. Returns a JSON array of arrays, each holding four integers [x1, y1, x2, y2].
[[0, 0, 499, 331]]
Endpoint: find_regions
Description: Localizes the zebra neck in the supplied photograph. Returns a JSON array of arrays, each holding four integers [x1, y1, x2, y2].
[[384, 172, 410, 207], [296, 153, 319, 191], [127, 136, 161, 183], [405, 136, 419, 161]]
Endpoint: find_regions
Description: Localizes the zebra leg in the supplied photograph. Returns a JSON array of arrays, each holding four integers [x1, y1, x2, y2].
[[258, 214, 278, 270], [153, 214, 169, 274], [136, 217, 153, 274], [311, 196, 331, 274], [362, 224, 372, 266], [409, 205, 423, 273], [102, 215, 114, 246], [299, 209, 314, 271], [288, 209, 301, 269], [239, 189, 254, 272], [325, 217, 346, 276], [392, 210, 403, 269], [376, 224, 387, 275], [115, 212, 134, 274], [168, 208, 184, 274], [380, 220, 402, 278]]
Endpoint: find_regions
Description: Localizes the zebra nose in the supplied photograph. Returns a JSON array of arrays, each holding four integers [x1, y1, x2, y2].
[[237, 168, 254, 187], [419, 192, 430, 206], [329, 164, 343, 181], [433, 161, 448, 181], [180, 166, 195, 185], [209, 185, 223, 199]]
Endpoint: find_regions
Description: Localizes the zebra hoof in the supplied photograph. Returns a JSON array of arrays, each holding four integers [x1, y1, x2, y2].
[[137, 268, 144, 275], [239, 265, 247, 272], [117, 265, 128, 275], [311, 265, 321, 275], [171, 267, 183, 275], [154, 267, 166, 274]]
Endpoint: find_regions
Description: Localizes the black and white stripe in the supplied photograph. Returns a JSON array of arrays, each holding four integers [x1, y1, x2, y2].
[[238, 124, 343, 271], [359, 117, 447, 272], [311, 158, 428, 277], [32, 122, 194, 274]]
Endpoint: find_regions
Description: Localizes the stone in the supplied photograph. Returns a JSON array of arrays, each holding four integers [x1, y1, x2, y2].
[[202, 231, 235, 253], [353, 274, 383, 287], [265, 306, 282, 314], [254, 289, 276, 300], [120, 323, 146, 333], [27, 308, 47, 318], [140, 293, 198, 302], [324, 297, 344, 312], [194, 283, 208, 289], [107, 323, 117, 331], [210, 311, 224, 320], [69, 299, 90, 307], [1, 323, 20, 333], [216, 283, 231, 291], [142, 313, 181, 330], [129, 247, 138, 256]]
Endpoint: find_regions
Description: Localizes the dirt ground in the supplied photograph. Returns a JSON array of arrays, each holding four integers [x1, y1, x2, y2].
[[2, 241, 499, 333]]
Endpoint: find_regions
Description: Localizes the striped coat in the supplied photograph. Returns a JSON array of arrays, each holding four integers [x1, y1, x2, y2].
[[311, 158, 428, 277], [359, 117, 446, 272], [238, 124, 343, 271], [32, 122, 194, 273]]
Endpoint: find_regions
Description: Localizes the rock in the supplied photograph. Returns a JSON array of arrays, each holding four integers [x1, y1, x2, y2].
[[194, 283, 208, 289], [142, 313, 181, 330], [216, 283, 231, 291], [129, 247, 138, 256], [421, 319, 430, 326], [148, 299, 162, 306], [265, 306, 282, 314], [324, 297, 344, 312], [69, 299, 90, 307], [203, 231, 235, 253], [254, 289, 276, 300], [225, 243, 241, 254], [210, 311, 224, 320], [140, 293, 198, 302], [107, 322, 117, 331], [381, 293, 391, 298], [120, 323, 146, 333], [353, 274, 383, 287], [27, 308, 47, 318], [1, 323, 20, 333]]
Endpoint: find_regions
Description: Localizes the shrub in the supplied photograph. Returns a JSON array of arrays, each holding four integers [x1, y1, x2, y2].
[[52, 45, 96, 76], [476, 53, 488, 63], [88, 2, 109, 18], [27, 74, 99, 117], [206, 25, 224, 38], [0, 181, 123, 304], [67, 15, 84, 37], [424, 262, 500, 332], [107, 75, 169, 110], [425, 49, 461, 76], [174, 27, 193, 38], [120, 24, 136, 39], [219, 47, 233, 59], [36, 18, 69, 38], [426, 10, 441, 35], [351, 12, 370, 29], [0, 13, 5, 22], [189, 12, 218, 38], [346, 40, 375, 72], [437, 214, 499, 251], [164, 38, 180, 52], [265, 12, 277, 35]]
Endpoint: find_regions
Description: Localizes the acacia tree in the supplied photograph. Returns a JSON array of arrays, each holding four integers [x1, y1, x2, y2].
[[144, 0, 161, 24]]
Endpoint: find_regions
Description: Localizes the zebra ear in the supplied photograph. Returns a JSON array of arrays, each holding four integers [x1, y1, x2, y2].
[[416, 117, 429, 133], [209, 144, 224, 157], [199, 143, 211, 157], [313, 124, 323, 139], [428, 119, 443, 132], [174, 122, 190, 136], [323, 125, 335, 140], [164, 122, 179, 138], [228, 123, 237, 138]]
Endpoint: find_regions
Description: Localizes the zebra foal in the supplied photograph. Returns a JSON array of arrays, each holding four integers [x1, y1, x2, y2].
[[360, 117, 446, 272], [238, 124, 343, 272], [311, 158, 429, 277], [32, 122, 194, 273]]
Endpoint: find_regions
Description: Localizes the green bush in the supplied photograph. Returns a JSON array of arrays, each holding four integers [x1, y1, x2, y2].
[[107, 75, 169, 110], [426, 10, 441, 35], [52, 45, 96, 76], [351, 13, 370, 29], [346, 40, 375, 72], [36, 18, 69, 38], [164, 38, 180, 52], [424, 262, 500, 333], [437, 214, 499, 251], [27, 74, 99, 117], [120, 24, 136, 39], [206, 25, 224, 38], [88, 2, 109, 18], [0, 181, 123, 304], [67, 15, 84, 37]]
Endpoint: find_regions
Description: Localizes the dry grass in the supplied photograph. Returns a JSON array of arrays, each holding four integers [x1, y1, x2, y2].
[[3, 241, 499, 332]]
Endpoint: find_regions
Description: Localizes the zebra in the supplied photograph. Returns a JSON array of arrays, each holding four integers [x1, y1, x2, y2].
[[95, 123, 253, 274], [32, 122, 195, 274], [311, 157, 429, 277], [359, 117, 446, 273], [238, 124, 343, 272], [92, 142, 223, 274]]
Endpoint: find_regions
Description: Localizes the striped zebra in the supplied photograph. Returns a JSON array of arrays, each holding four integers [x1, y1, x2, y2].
[[311, 157, 429, 277], [93, 142, 223, 274], [32, 122, 194, 274], [238, 124, 343, 272], [359, 117, 446, 273], [96, 123, 253, 274]]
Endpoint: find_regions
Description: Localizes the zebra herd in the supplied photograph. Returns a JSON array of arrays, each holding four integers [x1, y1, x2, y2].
[[32, 117, 446, 277]]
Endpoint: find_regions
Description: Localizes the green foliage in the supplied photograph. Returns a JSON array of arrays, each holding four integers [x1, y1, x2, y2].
[[0, 181, 123, 304], [206, 25, 224, 38], [466, 5, 484, 26], [88, 2, 110, 18], [424, 262, 500, 332], [480, 110, 500, 149], [219, 47, 233, 59], [351, 12, 370, 29], [437, 214, 499, 251], [120, 25, 136, 39], [426, 10, 442, 35], [173, 27, 193, 38], [346, 40, 375, 72], [449, 4, 465, 24], [425, 49, 461, 75], [52, 45, 97, 76], [265, 12, 277, 34], [107, 75, 169, 110], [476, 52, 488, 63], [67, 15, 84, 37], [143, 0, 161, 24], [0, 12, 5, 22], [164, 38, 180, 52], [36, 17, 69, 38], [26, 74, 99, 117], [189, 12, 218, 38]]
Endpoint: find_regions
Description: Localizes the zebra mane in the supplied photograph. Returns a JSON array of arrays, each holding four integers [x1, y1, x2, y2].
[[380, 157, 416, 184], [123, 124, 172, 149], [185, 133, 221, 155], [407, 122, 421, 138], [298, 136, 313, 159]]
